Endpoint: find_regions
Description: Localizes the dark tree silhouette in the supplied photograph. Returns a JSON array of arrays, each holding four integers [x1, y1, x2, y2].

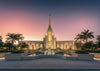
[[6, 33, 24, 44], [82, 41, 94, 50], [81, 29, 94, 43], [96, 35, 100, 48], [0, 36, 3, 49], [18, 42, 28, 50], [6, 33, 24, 51]]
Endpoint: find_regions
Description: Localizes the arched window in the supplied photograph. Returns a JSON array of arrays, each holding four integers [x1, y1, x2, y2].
[[57, 44, 59, 47], [40, 44, 43, 48], [61, 44, 63, 47], [36, 44, 39, 47], [66, 45, 67, 49]]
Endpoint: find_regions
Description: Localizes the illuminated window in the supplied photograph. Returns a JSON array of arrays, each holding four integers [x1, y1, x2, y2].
[[32, 45, 34, 49], [48, 43, 51, 47], [57, 44, 59, 47], [66, 45, 67, 49], [36, 44, 39, 47], [48, 35, 52, 41], [48, 32, 52, 41], [40, 44, 43, 48], [61, 44, 63, 47]]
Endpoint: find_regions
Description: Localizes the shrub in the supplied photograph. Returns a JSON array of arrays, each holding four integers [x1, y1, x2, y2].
[[75, 50, 88, 54], [0, 50, 10, 53], [34, 51, 44, 55], [11, 50, 24, 53], [56, 51, 64, 55]]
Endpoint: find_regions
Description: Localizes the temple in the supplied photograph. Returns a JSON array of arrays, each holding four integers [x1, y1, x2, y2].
[[24, 14, 76, 50]]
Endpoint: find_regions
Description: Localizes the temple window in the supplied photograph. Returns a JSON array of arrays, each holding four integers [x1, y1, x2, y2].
[[48, 32, 52, 41], [61, 44, 63, 47], [57, 44, 59, 47], [40, 44, 43, 48], [36, 44, 39, 47], [48, 43, 51, 47]]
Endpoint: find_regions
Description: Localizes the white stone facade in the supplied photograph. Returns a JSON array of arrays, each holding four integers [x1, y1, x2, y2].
[[24, 40, 75, 50]]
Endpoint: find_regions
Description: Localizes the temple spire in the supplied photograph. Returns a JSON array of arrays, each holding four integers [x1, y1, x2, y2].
[[49, 13, 51, 26], [47, 13, 53, 33]]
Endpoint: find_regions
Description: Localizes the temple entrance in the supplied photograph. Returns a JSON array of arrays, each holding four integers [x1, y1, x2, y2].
[[44, 48, 55, 55]]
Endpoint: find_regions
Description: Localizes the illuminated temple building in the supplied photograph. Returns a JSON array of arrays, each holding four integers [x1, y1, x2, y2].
[[24, 14, 76, 50]]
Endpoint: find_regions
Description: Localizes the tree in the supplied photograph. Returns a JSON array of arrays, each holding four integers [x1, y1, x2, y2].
[[92, 43, 97, 51], [0, 36, 2, 41], [75, 29, 94, 51], [81, 29, 94, 43], [75, 34, 84, 42], [18, 42, 28, 50], [6, 33, 24, 50], [82, 41, 94, 50], [0, 36, 3, 49], [96, 35, 100, 41], [6, 33, 24, 44], [96, 35, 100, 48], [97, 42, 100, 48], [4, 41, 15, 51]]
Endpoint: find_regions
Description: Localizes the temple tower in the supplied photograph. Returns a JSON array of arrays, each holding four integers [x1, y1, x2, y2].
[[43, 13, 56, 49]]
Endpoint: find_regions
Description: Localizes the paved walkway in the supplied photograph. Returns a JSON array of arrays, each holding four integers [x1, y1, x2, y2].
[[0, 58, 100, 69]]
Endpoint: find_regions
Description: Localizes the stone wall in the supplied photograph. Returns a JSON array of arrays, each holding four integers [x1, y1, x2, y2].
[[5, 53, 94, 61]]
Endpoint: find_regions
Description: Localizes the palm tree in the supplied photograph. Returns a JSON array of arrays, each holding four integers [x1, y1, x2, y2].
[[75, 29, 94, 50], [6, 33, 24, 44], [4, 41, 14, 51], [75, 34, 84, 42], [6, 33, 24, 51], [81, 29, 94, 43]]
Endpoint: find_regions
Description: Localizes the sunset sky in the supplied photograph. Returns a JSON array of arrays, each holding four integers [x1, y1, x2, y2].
[[0, 0, 100, 42]]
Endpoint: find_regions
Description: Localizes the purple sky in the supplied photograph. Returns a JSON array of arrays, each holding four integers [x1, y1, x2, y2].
[[0, 0, 100, 42]]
